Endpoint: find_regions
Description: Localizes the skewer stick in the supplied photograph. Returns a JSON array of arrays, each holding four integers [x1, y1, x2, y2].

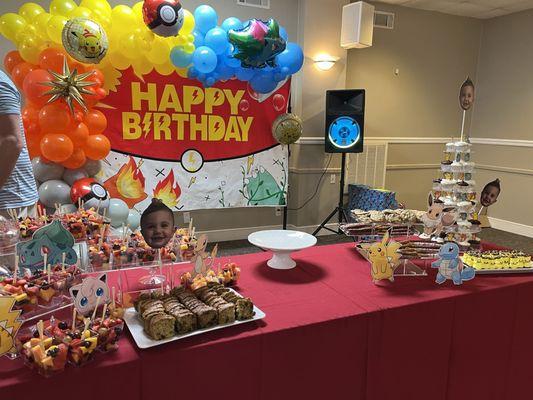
[[47, 264, 51, 283], [96, 199, 102, 215], [78, 198, 82, 210], [42, 253, 47, 275], [112, 286, 116, 310], [13, 255, 18, 282], [460, 109, 466, 142], [188, 218, 193, 235], [37, 320, 45, 353], [91, 296, 101, 322], [101, 303, 108, 321], [72, 308, 77, 331], [82, 318, 90, 339], [61, 253, 66, 272]]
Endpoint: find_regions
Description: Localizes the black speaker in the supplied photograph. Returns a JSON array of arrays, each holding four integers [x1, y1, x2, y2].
[[325, 89, 365, 153]]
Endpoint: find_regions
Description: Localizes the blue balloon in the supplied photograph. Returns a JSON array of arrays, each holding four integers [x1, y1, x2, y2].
[[235, 68, 255, 82], [188, 68, 199, 79], [170, 46, 193, 68], [221, 17, 243, 32], [194, 5, 218, 34], [205, 77, 216, 87], [276, 42, 304, 75], [192, 46, 218, 74], [204, 27, 228, 55], [223, 55, 241, 68], [250, 71, 277, 94], [193, 30, 204, 47], [279, 26, 288, 42], [215, 61, 235, 81]]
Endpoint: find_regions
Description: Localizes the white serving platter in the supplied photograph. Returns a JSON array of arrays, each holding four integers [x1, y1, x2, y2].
[[123, 288, 266, 349]]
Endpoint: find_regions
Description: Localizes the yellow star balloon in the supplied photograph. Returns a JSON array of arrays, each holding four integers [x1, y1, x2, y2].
[[41, 56, 97, 114]]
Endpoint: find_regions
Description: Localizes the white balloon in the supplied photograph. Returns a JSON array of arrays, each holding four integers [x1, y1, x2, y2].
[[126, 210, 141, 231], [32, 157, 64, 182], [108, 198, 129, 228], [38, 180, 72, 208], [84, 159, 102, 177], [59, 204, 78, 214], [63, 168, 88, 186]]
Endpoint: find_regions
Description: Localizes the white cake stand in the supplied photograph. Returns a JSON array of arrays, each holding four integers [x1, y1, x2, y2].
[[248, 230, 317, 270]]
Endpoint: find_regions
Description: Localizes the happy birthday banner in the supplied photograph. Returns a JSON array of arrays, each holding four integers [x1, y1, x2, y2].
[[99, 68, 290, 211]]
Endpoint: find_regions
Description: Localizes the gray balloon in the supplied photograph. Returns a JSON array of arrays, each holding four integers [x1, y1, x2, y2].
[[59, 204, 78, 214], [32, 157, 64, 183], [63, 168, 88, 186], [84, 160, 102, 177], [38, 180, 72, 208]]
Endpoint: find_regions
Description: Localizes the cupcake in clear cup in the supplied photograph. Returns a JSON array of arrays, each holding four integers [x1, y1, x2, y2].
[[466, 188, 477, 202], [441, 163, 453, 180], [432, 179, 442, 199], [454, 141, 471, 153]]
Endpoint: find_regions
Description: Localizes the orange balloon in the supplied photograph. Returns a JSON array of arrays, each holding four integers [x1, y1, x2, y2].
[[84, 134, 110, 160], [84, 109, 107, 134], [83, 87, 100, 108], [40, 133, 73, 162], [23, 69, 53, 107], [62, 148, 86, 169], [38, 47, 67, 73], [27, 137, 42, 159], [21, 105, 39, 126], [4, 51, 23, 74], [86, 68, 105, 87], [38, 103, 71, 133], [69, 122, 89, 145], [24, 122, 40, 138], [11, 62, 36, 88]]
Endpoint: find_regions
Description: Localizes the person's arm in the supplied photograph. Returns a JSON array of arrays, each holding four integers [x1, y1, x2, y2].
[[0, 113, 23, 189]]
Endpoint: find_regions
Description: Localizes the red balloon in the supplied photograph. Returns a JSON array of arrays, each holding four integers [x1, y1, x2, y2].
[[84, 109, 107, 135], [62, 148, 87, 169], [40, 133, 74, 162], [24, 122, 41, 138], [38, 103, 71, 134], [83, 134, 110, 160], [11, 62, 36, 88], [4, 51, 23, 74], [23, 69, 53, 107], [39, 48, 67, 73], [69, 122, 89, 146], [26, 136, 42, 159]]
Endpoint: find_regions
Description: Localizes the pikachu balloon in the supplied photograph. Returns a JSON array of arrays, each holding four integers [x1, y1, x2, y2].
[[362, 232, 401, 283]]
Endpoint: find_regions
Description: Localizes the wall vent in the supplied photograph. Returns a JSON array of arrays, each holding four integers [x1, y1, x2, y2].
[[237, 0, 271, 9], [346, 142, 388, 191], [374, 11, 394, 29]]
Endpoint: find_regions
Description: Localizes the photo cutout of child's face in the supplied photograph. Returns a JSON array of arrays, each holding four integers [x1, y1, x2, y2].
[[140, 209, 174, 249], [480, 181, 501, 208], [459, 80, 475, 111]]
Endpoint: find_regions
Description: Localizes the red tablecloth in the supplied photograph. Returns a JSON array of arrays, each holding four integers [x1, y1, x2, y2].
[[2, 242, 533, 400]]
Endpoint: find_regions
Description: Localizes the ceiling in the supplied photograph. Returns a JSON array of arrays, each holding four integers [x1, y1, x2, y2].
[[376, 0, 533, 19]]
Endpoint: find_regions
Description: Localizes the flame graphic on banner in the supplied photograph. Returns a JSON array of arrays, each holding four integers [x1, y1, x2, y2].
[[104, 156, 148, 208], [153, 170, 182, 208]]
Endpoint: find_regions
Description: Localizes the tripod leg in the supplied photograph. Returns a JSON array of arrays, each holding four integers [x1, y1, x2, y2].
[[312, 207, 340, 236]]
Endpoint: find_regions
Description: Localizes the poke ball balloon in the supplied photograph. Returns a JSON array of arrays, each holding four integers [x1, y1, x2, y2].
[[70, 178, 110, 210], [272, 113, 303, 145], [143, 0, 184, 37], [62, 18, 108, 64]]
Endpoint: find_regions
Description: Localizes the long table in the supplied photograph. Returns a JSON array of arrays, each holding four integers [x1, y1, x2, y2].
[[1, 242, 532, 400]]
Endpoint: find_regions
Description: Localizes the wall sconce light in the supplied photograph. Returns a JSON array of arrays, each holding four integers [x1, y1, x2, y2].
[[313, 55, 340, 71]]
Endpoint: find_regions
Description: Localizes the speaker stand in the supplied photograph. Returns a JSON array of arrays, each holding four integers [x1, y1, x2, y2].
[[312, 153, 349, 236]]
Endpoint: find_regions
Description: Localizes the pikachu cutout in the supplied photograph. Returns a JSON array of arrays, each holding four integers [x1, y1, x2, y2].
[[361, 232, 401, 283], [0, 297, 22, 356]]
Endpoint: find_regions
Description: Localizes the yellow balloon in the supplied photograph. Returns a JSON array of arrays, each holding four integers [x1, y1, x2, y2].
[[19, 3, 45, 22], [80, 0, 112, 16], [186, 34, 195, 43], [111, 5, 136, 27], [180, 10, 195, 35], [92, 10, 111, 31], [15, 24, 38, 46], [108, 51, 130, 70], [46, 15, 67, 44], [175, 67, 188, 78], [19, 37, 40, 64], [184, 42, 195, 54], [70, 7, 92, 19], [120, 33, 138, 59], [0, 13, 27, 41], [147, 38, 170, 65], [50, 0, 77, 17], [155, 62, 175, 76], [132, 56, 153, 77], [132, 2, 143, 21], [34, 13, 52, 39]]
